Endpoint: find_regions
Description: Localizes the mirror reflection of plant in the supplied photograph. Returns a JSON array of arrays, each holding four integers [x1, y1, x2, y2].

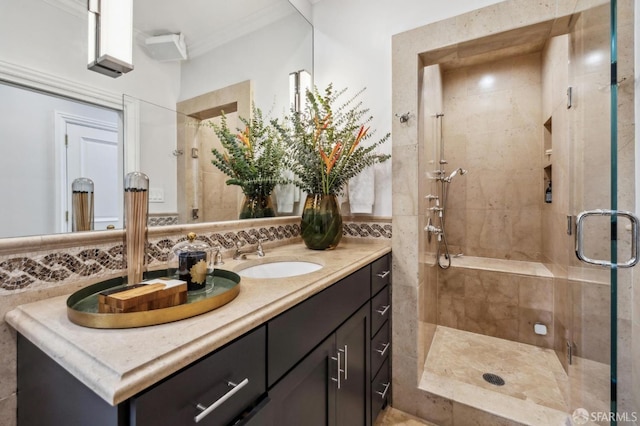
[[207, 105, 288, 197], [283, 84, 391, 196]]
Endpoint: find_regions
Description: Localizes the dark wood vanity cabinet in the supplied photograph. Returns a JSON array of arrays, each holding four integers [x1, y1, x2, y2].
[[17, 327, 267, 426], [370, 254, 392, 421], [264, 253, 392, 426], [17, 253, 392, 426]]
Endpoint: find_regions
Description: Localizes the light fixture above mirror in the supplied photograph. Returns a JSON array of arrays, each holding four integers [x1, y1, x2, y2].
[[87, 0, 134, 78]]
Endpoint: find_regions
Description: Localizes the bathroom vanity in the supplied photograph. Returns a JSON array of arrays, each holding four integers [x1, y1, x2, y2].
[[8, 242, 391, 426]]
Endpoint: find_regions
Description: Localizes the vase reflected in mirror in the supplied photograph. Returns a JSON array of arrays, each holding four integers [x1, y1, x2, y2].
[[240, 194, 276, 219]]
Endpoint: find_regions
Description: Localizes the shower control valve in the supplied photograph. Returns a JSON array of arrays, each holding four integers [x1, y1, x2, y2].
[[425, 224, 442, 235], [425, 194, 439, 202]]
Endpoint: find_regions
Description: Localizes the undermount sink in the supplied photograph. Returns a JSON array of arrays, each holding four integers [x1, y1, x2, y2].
[[236, 260, 323, 279]]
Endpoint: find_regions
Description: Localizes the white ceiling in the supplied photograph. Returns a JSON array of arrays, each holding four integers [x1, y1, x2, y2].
[[59, 0, 304, 59], [132, 0, 299, 58]]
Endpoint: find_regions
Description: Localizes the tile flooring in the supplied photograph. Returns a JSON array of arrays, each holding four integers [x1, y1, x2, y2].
[[374, 407, 437, 426], [424, 326, 567, 411], [418, 326, 609, 425]]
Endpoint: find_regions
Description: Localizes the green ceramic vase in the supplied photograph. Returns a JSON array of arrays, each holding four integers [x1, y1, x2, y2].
[[300, 193, 343, 250]]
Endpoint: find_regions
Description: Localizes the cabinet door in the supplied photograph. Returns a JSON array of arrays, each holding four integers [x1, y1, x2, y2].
[[267, 336, 337, 426], [335, 303, 370, 426]]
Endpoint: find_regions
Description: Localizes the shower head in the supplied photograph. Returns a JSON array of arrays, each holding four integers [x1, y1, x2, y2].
[[445, 168, 467, 182]]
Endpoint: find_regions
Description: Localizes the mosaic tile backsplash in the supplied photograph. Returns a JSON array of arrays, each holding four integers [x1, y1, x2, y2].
[[0, 218, 390, 292]]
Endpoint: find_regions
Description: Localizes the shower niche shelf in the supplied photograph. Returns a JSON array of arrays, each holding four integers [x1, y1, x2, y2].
[[543, 117, 552, 204], [543, 117, 552, 169]]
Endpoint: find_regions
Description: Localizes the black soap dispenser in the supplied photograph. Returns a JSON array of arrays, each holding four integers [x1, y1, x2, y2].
[[545, 181, 552, 203]]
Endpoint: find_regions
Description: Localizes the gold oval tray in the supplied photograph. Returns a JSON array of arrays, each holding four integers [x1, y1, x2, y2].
[[67, 269, 240, 329]]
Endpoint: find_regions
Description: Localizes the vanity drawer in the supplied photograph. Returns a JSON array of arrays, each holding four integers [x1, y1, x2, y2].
[[370, 285, 390, 337], [268, 265, 370, 387], [371, 358, 390, 423], [371, 322, 390, 378], [131, 326, 266, 426], [371, 254, 391, 296]]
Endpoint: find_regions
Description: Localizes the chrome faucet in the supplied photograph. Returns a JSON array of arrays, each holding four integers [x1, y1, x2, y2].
[[233, 238, 265, 260]]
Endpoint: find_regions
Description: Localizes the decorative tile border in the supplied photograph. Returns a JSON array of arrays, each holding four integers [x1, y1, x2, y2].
[[0, 217, 390, 293], [148, 214, 179, 227]]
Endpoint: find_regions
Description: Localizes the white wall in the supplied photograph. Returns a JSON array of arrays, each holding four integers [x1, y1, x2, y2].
[[311, 0, 505, 216], [179, 11, 313, 118]]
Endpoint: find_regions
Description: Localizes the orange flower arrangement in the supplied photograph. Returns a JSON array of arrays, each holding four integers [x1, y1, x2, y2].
[[285, 84, 390, 195]]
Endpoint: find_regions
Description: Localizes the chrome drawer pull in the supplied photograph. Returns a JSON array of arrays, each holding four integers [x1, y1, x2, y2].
[[376, 305, 390, 316], [331, 351, 344, 389], [340, 345, 348, 380], [194, 378, 249, 423], [376, 382, 390, 399], [376, 270, 390, 279], [376, 342, 390, 357]]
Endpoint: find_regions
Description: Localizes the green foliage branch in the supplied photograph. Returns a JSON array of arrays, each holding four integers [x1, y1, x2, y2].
[[282, 84, 391, 196], [207, 105, 288, 197]]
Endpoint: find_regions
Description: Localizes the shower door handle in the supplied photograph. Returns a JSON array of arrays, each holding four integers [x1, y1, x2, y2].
[[575, 209, 640, 268]]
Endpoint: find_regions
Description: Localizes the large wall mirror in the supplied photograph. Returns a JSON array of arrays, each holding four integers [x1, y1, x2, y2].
[[0, 0, 312, 239]]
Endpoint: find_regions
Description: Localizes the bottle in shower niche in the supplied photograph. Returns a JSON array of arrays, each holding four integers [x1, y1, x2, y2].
[[545, 181, 552, 203]]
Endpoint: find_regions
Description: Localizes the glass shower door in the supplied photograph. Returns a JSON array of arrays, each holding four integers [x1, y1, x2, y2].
[[568, 0, 637, 424]]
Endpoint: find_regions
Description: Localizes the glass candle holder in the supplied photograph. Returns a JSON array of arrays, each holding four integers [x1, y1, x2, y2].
[[169, 232, 212, 292], [71, 177, 94, 232]]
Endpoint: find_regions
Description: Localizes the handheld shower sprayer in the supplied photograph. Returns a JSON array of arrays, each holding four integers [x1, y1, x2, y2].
[[445, 168, 467, 182]]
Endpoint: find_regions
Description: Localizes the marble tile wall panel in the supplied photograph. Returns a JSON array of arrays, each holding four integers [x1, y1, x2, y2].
[[442, 52, 543, 262], [437, 267, 555, 348]]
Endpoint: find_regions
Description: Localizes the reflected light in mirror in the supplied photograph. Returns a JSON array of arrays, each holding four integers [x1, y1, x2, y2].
[[289, 69, 311, 113]]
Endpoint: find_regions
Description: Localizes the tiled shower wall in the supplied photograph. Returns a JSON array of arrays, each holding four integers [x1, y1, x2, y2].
[[440, 52, 543, 262]]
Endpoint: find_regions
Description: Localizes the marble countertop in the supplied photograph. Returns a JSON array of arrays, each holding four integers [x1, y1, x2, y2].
[[6, 241, 390, 406]]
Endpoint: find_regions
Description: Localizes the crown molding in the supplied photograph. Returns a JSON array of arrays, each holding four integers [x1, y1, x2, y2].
[[0, 60, 122, 110]]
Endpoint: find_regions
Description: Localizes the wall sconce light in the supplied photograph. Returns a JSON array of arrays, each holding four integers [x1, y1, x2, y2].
[[87, 0, 134, 78], [289, 70, 312, 113]]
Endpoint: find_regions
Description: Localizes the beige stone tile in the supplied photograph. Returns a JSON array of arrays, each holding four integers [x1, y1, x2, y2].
[[0, 324, 16, 401], [463, 270, 518, 305], [393, 284, 420, 359], [518, 275, 553, 310], [517, 307, 554, 348], [437, 295, 465, 330], [392, 144, 420, 216], [0, 394, 16, 426], [374, 406, 437, 426], [437, 268, 465, 298], [413, 390, 454, 426], [452, 402, 525, 426], [463, 300, 519, 341]]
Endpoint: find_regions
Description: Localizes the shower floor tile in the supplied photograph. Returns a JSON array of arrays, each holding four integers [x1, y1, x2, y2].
[[424, 326, 568, 412], [420, 326, 610, 425]]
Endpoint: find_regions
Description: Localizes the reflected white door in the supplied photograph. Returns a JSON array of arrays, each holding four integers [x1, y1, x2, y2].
[[64, 120, 121, 231]]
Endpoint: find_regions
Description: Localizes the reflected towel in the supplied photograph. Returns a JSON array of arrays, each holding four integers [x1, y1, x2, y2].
[[275, 171, 297, 213], [348, 166, 375, 214]]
